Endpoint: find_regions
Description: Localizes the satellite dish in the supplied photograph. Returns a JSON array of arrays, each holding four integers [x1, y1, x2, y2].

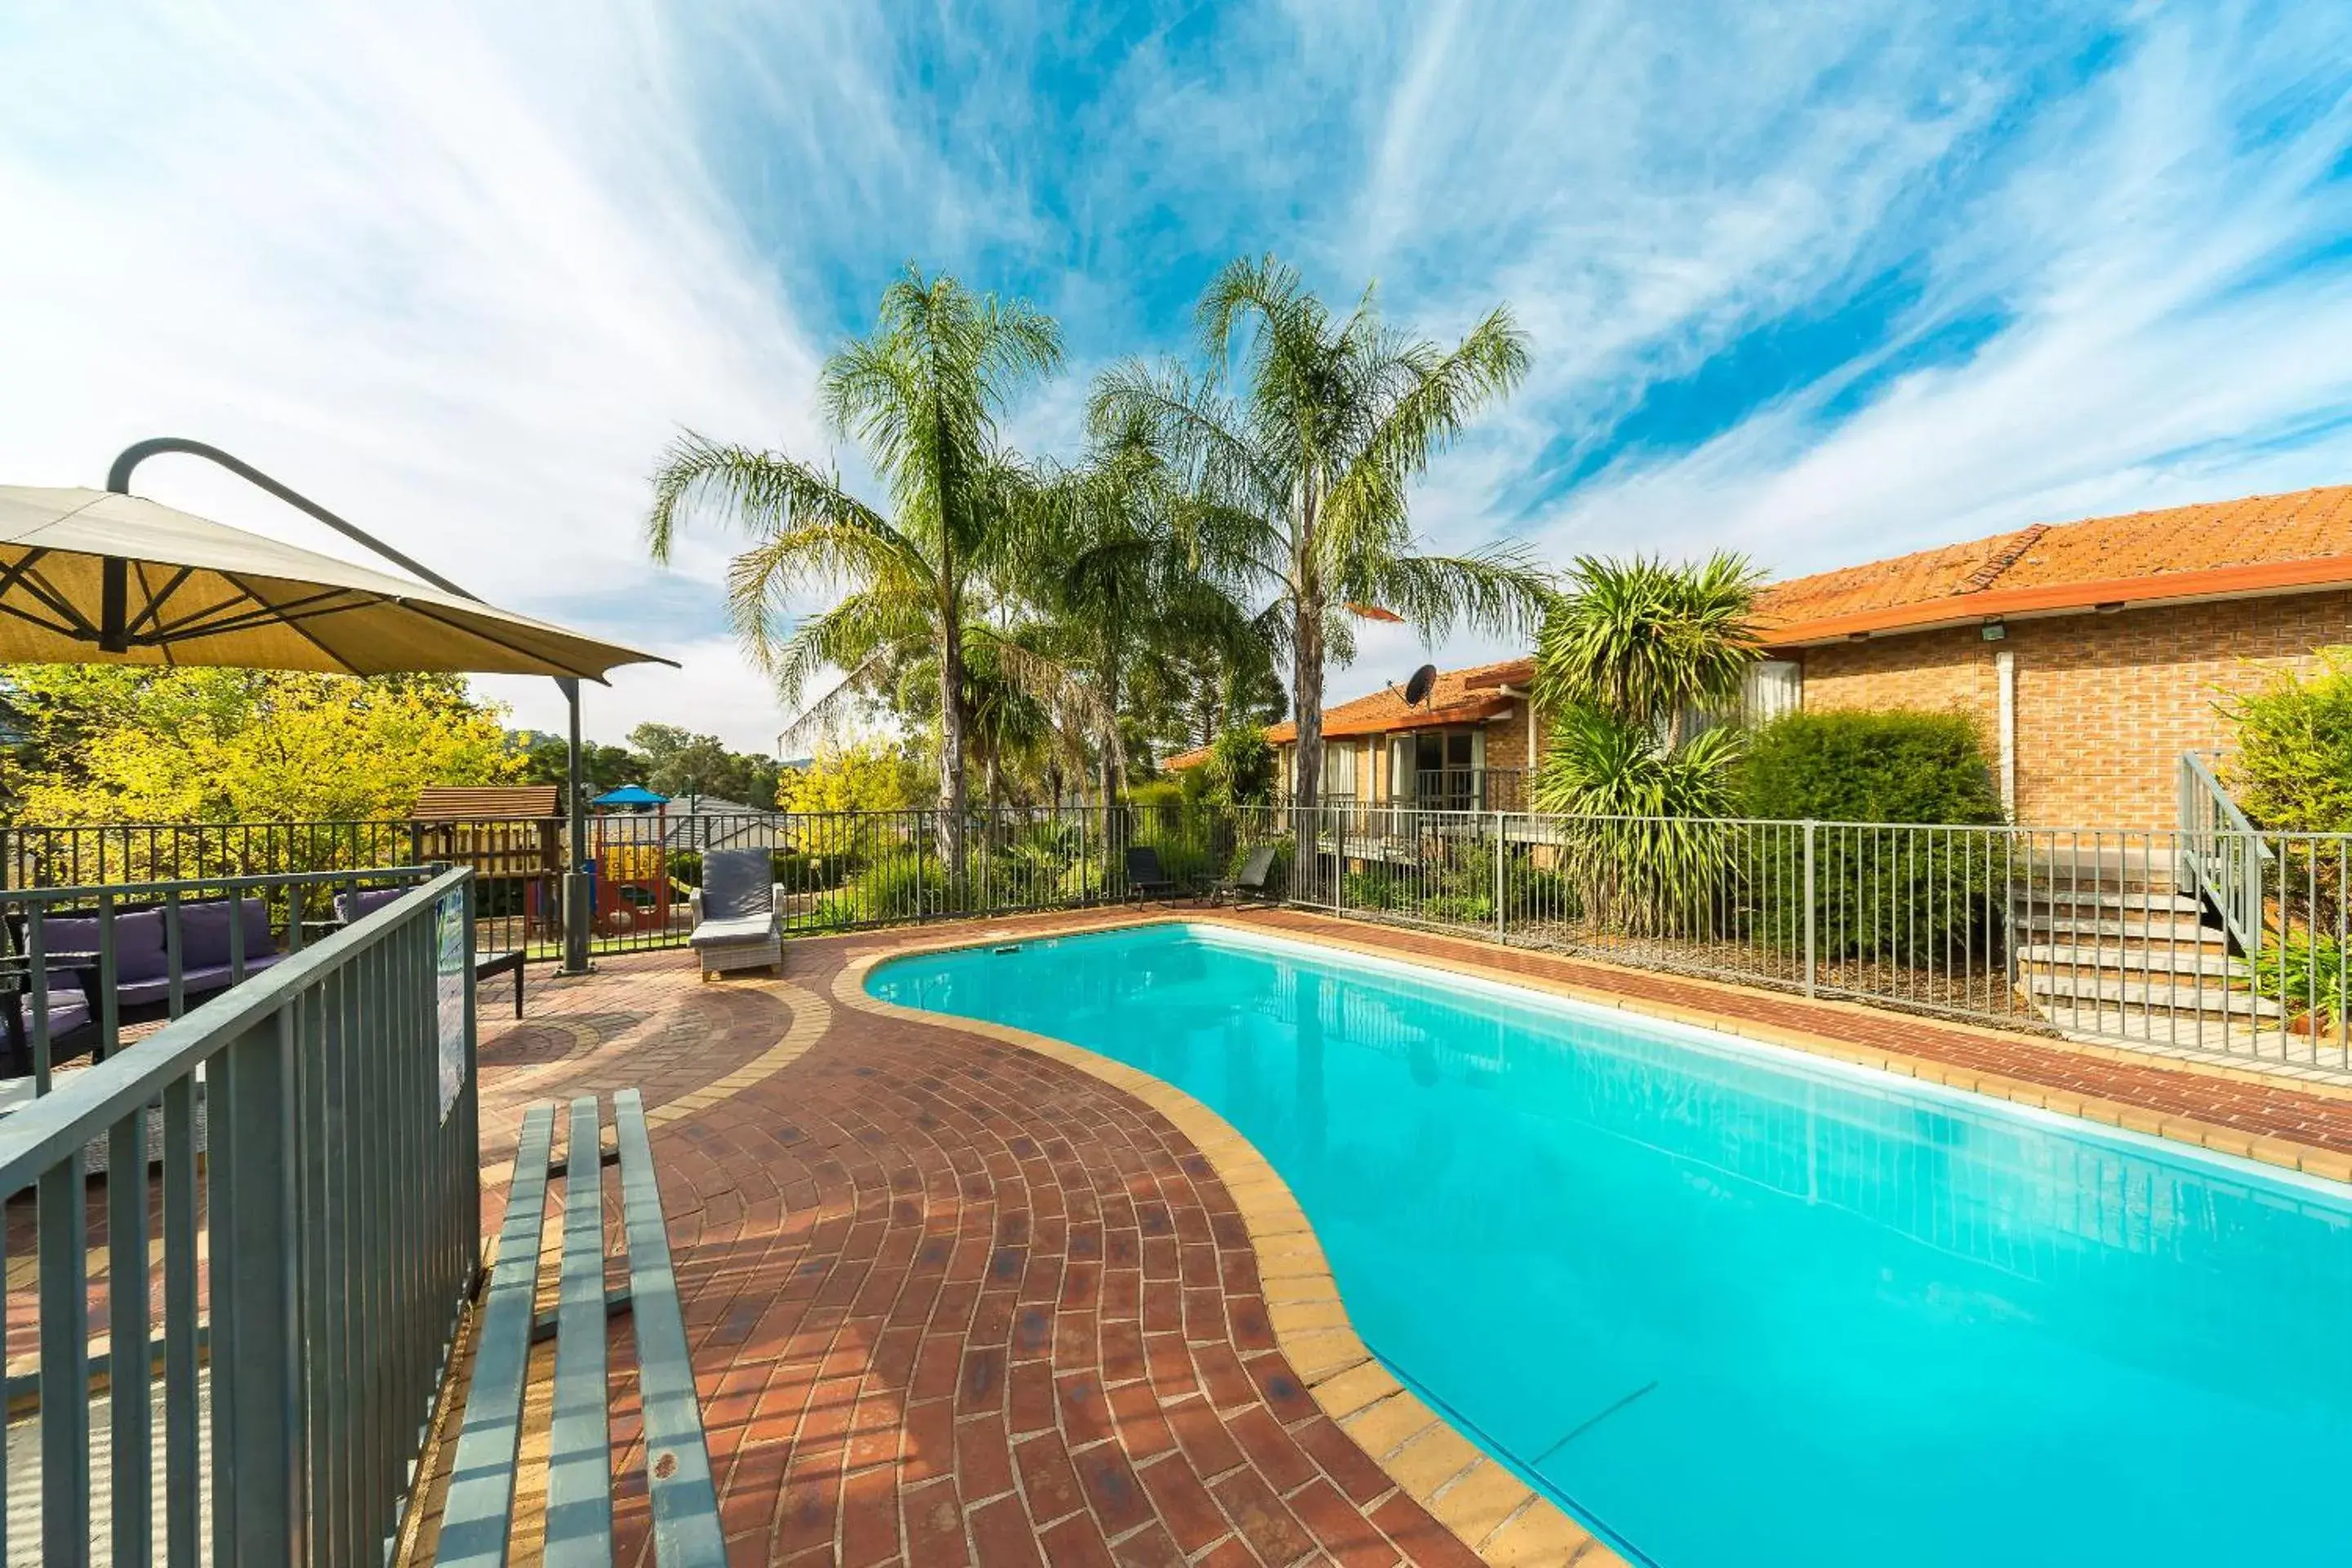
[[1402, 663, 1438, 707]]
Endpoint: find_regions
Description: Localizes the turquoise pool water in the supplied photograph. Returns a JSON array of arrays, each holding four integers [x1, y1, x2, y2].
[[870, 924, 2352, 1565]]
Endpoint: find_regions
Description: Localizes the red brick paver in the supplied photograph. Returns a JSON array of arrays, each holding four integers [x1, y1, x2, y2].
[[461, 928, 1484, 1567]]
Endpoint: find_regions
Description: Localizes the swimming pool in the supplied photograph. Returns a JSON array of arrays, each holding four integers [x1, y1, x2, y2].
[[867, 922, 2352, 1566]]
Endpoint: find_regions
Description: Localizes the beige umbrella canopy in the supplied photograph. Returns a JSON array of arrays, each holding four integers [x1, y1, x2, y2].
[[0, 485, 671, 679]]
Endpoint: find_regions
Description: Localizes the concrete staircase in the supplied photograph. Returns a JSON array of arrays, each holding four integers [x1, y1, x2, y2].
[[2010, 849, 2280, 1049]]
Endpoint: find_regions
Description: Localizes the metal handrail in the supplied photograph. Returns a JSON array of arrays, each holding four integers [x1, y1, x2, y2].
[[5, 862, 434, 906], [2177, 751, 2270, 953], [0, 866, 481, 1565], [0, 868, 452, 1181]]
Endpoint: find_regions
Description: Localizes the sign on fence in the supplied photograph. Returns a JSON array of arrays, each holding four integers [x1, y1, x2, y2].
[[435, 888, 468, 1122]]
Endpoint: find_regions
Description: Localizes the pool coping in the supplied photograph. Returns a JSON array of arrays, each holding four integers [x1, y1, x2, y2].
[[837, 905, 2352, 1568], [835, 925, 1627, 1567]]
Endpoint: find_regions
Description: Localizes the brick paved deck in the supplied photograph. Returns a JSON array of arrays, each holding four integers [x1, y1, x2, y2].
[[391, 905, 2352, 1566]]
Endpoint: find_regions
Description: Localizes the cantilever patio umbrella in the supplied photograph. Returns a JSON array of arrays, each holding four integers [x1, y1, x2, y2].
[[2, 439, 680, 972], [0, 484, 668, 679]]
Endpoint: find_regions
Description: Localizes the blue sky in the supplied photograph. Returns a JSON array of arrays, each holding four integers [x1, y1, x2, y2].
[[4, 1, 2351, 749]]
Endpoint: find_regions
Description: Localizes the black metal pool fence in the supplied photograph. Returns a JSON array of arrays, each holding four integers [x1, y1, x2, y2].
[[7, 801, 2349, 1072]]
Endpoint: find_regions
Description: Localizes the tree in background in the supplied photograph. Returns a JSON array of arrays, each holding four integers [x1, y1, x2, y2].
[[515, 733, 645, 797], [774, 741, 927, 814], [1206, 723, 1276, 807], [8, 667, 517, 823], [1094, 254, 1548, 811], [625, 723, 782, 806], [1025, 407, 1262, 801], [1125, 634, 1286, 760], [648, 266, 1063, 861]]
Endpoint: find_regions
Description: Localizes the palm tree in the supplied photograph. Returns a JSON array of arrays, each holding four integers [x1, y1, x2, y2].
[[646, 266, 1062, 863], [1029, 409, 1263, 804], [1090, 255, 1548, 811]]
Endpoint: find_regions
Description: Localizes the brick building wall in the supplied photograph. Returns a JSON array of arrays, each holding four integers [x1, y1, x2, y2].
[[1481, 706, 1541, 775], [1793, 593, 2352, 827]]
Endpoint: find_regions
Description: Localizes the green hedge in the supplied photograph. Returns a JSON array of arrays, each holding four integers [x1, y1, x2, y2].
[[1740, 710, 2002, 960], [1741, 710, 2002, 825], [2222, 648, 2352, 832]]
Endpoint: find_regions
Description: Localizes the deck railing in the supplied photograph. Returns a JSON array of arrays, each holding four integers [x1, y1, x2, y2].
[[0, 866, 481, 1565]]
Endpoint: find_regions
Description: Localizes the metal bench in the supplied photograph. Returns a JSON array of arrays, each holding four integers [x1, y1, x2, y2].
[[434, 1089, 723, 1566]]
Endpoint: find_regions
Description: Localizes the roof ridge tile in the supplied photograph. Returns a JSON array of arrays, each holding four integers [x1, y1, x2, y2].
[[1951, 523, 2049, 595]]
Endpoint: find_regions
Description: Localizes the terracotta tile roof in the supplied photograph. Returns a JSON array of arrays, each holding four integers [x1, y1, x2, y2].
[[1260, 657, 1535, 746], [1758, 484, 2352, 646], [1160, 658, 1539, 770]]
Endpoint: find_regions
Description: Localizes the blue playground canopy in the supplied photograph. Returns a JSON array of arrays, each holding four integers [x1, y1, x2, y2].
[[590, 784, 669, 809]]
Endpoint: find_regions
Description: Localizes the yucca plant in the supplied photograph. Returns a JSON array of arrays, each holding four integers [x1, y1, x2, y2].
[[1536, 553, 1762, 740], [1534, 702, 1745, 934]]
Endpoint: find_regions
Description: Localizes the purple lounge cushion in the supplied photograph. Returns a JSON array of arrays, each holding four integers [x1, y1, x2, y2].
[[175, 898, 277, 971], [41, 906, 169, 983], [336, 886, 407, 924], [174, 952, 287, 997], [18, 981, 91, 1040]]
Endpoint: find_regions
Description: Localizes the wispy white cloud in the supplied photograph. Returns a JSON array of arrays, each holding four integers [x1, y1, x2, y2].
[[7, 0, 2350, 733], [1530, 2, 2352, 578], [0, 0, 820, 749]]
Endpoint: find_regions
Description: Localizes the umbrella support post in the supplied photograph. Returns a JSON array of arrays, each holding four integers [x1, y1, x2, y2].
[[558, 676, 595, 976]]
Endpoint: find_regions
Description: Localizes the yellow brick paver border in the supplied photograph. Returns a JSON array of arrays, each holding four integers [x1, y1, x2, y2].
[[834, 928, 1627, 1568], [641, 975, 834, 1130]]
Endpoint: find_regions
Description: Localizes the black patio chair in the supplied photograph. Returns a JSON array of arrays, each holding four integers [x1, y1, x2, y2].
[[1123, 845, 1178, 902], [1205, 844, 1280, 907]]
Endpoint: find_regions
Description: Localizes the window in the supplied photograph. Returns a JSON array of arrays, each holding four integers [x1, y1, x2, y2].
[[1324, 742, 1358, 799], [1744, 660, 1802, 726]]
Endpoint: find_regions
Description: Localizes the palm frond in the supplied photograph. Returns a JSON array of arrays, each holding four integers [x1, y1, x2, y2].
[[1088, 359, 1277, 514], [1322, 305, 1530, 552], [647, 432, 893, 562], [1365, 544, 1554, 642], [760, 588, 926, 702]]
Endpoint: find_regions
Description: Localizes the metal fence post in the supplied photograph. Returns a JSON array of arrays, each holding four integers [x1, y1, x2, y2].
[[1802, 818, 1818, 998], [1494, 811, 1506, 940], [1332, 804, 1345, 915], [215, 1008, 308, 1562]]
